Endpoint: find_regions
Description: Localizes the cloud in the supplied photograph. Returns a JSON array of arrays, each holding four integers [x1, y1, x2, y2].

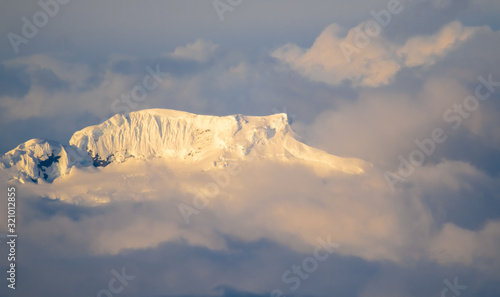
[[0, 57, 116, 122], [271, 23, 401, 87], [272, 21, 484, 87], [398, 21, 482, 67], [430, 220, 500, 270], [169, 39, 219, 62], [4, 54, 92, 88], [471, 0, 500, 14], [10, 151, 499, 269], [3, 153, 500, 297]]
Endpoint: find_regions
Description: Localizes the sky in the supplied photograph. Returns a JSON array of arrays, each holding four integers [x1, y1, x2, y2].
[[1, 0, 500, 296]]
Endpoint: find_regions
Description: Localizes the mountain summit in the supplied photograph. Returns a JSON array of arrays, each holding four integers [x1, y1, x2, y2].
[[1, 109, 371, 183]]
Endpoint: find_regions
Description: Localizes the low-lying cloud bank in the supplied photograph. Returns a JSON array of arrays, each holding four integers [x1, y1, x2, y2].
[[1, 155, 499, 296]]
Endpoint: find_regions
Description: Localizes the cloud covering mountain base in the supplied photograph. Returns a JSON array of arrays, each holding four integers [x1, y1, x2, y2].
[[2, 154, 499, 297]]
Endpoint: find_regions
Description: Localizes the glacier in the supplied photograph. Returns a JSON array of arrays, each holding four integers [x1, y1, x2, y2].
[[0, 109, 371, 183]]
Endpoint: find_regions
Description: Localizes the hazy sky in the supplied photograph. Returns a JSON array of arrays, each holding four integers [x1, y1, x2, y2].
[[1, 0, 500, 296]]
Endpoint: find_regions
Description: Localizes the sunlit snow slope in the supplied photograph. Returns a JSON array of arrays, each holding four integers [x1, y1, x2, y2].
[[1, 109, 371, 183]]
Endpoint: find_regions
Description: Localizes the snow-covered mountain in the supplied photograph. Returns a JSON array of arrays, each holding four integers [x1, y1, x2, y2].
[[0, 138, 92, 183], [0, 109, 371, 183]]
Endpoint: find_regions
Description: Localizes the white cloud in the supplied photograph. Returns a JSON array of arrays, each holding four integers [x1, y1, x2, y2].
[[306, 76, 473, 167], [398, 21, 482, 67], [12, 151, 499, 271], [271, 24, 400, 87], [272, 21, 484, 87], [214, 61, 250, 89], [169, 39, 218, 62]]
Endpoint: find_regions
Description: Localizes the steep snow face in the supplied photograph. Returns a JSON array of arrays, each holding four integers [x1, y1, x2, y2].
[[0, 139, 91, 183], [70, 109, 370, 174], [70, 109, 290, 163]]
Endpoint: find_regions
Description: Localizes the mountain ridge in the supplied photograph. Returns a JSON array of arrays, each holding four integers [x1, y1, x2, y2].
[[0, 109, 371, 183]]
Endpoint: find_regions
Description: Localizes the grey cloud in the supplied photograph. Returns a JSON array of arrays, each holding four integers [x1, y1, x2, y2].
[[0, 64, 30, 98]]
